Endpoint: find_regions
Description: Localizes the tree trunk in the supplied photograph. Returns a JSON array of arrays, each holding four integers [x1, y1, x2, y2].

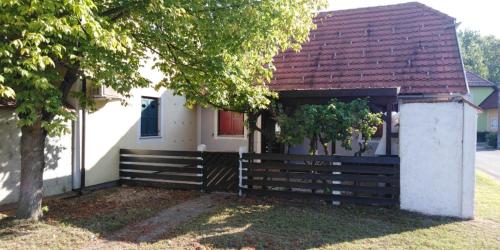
[[16, 121, 46, 221]]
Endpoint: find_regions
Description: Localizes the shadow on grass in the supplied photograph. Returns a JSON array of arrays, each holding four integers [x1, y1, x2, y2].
[[162, 198, 460, 249], [0, 186, 201, 243], [0, 191, 463, 249]]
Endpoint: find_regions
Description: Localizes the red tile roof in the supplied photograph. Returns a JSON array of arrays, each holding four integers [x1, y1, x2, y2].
[[479, 90, 498, 110], [466, 71, 496, 87], [269, 2, 468, 95]]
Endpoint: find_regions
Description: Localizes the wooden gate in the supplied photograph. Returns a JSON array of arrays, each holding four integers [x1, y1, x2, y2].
[[202, 152, 240, 192]]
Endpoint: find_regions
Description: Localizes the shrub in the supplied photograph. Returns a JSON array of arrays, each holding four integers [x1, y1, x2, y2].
[[477, 132, 488, 142], [487, 133, 498, 148]]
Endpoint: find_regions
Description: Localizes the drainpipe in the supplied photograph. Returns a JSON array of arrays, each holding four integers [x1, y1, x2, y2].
[[80, 77, 87, 194]]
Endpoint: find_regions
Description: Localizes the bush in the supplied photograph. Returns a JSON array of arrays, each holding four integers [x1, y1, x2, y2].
[[477, 132, 488, 142], [487, 133, 498, 148]]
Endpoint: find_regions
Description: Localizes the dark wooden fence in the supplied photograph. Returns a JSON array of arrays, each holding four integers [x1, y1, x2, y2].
[[240, 153, 400, 206], [119, 149, 203, 190], [119, 149, 239, 192]]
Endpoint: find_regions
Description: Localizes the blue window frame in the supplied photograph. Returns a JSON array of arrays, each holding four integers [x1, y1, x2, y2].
[[141, 97, 160, 137]]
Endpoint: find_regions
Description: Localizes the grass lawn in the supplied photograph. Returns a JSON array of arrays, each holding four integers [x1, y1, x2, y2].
[[0, 187, 200, 249], [0, 172, 499, 249], [142, 172, 500, 249]]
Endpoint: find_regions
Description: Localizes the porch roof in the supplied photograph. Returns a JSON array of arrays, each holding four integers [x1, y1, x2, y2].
[[278, 87, 399, 107]]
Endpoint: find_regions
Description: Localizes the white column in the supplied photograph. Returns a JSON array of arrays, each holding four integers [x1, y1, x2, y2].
[[399, 101, 476, 218]]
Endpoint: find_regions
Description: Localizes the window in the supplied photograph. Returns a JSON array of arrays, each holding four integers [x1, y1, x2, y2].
[[140, 97, 160, 137], [492, 118, 498, 130], [218, 110, 244, 136]]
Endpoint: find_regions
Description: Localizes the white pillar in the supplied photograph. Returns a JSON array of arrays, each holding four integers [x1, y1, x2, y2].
[[399, 100, 477, 218], [238, 146, 248, 197]]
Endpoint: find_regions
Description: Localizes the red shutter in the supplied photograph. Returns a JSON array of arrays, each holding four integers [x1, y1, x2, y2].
[[231, 112, 244, 135], [218, 110, 244, 136]]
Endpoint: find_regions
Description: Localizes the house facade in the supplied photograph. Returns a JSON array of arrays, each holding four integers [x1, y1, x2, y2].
[[478, 89, 498, 133], [0, 2, 478, 219], [466, 71, 497, 137]]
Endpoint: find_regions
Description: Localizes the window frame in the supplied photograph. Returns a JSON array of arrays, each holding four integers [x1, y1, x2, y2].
[[214, 109, 246, 139], [140, 96, 161, 138]]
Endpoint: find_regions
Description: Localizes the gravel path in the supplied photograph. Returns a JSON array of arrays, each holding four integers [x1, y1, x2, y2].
[[82, 193, 225, 249]]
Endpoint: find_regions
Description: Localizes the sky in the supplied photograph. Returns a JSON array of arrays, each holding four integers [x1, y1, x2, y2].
[[327, 0, 500, 38]]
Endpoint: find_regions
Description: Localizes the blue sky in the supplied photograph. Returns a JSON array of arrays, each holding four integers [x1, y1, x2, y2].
[[327, 0, 500, 38]]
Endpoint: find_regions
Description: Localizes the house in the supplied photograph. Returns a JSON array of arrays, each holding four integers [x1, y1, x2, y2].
[[0, 2, 477, 219], [479, 89, 498, 133], [466, 71, 497, 139]]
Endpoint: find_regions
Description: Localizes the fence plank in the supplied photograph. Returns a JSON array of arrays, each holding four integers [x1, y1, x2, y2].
[[120, 156, 202, 165], [245, 171, 399, 184], [242, 162, 398, 174], [120, 171, 202, 182], [120, 164, 202, 173], [241, 153, 400, 164], [243, 179, 399, 195], [120, 149, 202, 157], [120, 179, 201, 190]]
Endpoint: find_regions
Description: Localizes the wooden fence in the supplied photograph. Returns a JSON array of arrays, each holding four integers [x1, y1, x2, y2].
[[119, 149, 401, 206], [119, 149, 239, 192], [119, 149, 204, 190], [240, 153, 400, 206]]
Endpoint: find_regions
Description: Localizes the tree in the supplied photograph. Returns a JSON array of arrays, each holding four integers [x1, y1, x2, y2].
[[0, 0, 327, 220], [273, 99, 382, 156], [458, 30, 489, 79], [458, 30, 500, 148], [458, 30, 500, 83]]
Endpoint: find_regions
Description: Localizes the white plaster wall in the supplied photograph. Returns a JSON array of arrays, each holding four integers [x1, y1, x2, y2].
[[84, 89, 197, 186], [199, 107, 261, 152], [0, 109, 72, 205], [461, 103, 477, 218], [399, 101, 476, 218]]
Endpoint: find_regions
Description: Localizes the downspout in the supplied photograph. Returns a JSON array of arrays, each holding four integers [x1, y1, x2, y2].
[[80, 76, 87, 194]]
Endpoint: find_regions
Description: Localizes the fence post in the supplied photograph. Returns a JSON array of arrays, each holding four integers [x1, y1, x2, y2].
[[198, 144, 207, 192], [238, 146, 248, 197]]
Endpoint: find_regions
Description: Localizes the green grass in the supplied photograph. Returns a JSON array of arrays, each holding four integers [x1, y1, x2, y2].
[[475, 172, 500, 221], [0, 173, 499, 249], [145, 172, 500, 249]]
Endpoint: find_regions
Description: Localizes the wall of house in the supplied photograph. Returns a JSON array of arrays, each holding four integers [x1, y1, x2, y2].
[[470, 87, 494, 132], [470, 87, 494, 106], [0, 109, 73, 205], [399, 100, 476, 218], [478, 112, 488, 132], [486, 108, 498, 132], [84, 88, 197, 187], [198, 107, 261, 152]]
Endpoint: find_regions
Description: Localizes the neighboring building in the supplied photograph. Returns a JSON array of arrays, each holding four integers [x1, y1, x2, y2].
[[466, 71, 497, 139], [479, 89, 498, 132], [0, 2, 478, 219]]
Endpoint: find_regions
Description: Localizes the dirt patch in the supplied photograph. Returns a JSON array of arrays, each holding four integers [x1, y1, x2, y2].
[[0, 187, 200, 250], [83, 193, 232, 249]]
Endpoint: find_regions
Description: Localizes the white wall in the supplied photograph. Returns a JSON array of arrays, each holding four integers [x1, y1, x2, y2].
[[399, 100, 476, 218], [0, 109, 72, 205], [199, 107, 261, 152]]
